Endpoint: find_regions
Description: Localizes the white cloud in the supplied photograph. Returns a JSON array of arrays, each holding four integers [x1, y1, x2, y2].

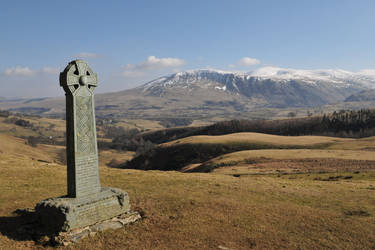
[[228, 57, 261, 69], [3, 66, 59, 77], [238, 57, 261, 66], [4, 66, 34, 76], [73, 52, 98, 58], [40, 67, 60, 74], [123, 56, 185, 77]]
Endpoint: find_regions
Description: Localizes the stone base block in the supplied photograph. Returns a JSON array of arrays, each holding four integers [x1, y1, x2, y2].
[[54, 211, 141, 246], [35, 187, 130, 232]]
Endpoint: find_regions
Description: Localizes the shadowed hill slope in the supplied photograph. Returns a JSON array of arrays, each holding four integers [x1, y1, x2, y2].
[[122, 133, 352, 172]]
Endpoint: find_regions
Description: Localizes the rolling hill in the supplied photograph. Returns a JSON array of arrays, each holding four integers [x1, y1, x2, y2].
[[1, 113, 375, 249]]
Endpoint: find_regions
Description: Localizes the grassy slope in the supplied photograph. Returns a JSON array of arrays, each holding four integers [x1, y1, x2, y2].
[[126, 132, 356, 171], [0, 135, 374, 249], [1, 118, 375, 249], [162, 132, 352, 147], [0, 134, 62, 164], [187, 136, 375, 173]]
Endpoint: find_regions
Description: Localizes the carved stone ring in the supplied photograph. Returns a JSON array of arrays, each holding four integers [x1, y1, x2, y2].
[[60, 60, 98, 94]]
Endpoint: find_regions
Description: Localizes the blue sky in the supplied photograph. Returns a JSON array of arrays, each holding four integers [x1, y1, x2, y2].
[[1, 0, 375, 97]]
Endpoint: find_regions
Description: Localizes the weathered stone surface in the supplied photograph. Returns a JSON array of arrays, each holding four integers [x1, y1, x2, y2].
[[35, 187, 130, 232], [117, 212, 142, 225], [91, 221, 123, 232], [52, 211, 141, 246], [34, 60, 132, 233]]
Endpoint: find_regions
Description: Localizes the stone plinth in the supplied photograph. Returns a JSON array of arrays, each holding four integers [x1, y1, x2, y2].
[[35, 187, 130, 233]]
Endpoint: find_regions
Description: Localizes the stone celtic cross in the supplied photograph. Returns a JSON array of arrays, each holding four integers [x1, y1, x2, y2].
[[60, 60, 100, 197], [35, 60, 131, 233]]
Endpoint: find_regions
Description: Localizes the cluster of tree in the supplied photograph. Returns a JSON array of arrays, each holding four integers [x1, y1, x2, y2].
[[100, 125, 139, 139], [321, 109, 375, 137], [138, 126, 200, 144], [15, 119, 33, 127], [97, 126, 156, 155], [109, 135, 155, 154], [25, 135, 65, 147], [200, 109, 375, 138], [157, 117, 193, 128], [0, 110, 10, 117], [4, 117, 34, 127]]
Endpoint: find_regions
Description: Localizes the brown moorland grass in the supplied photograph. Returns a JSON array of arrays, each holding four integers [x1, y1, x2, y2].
[[196, 149, 375, 174], [119, 119, 165, 131], [0, 117, 39, 138], [0, 134, 61, 164], [0, 135, 374, 249], [0, 116, 65, 139], [183, 136, 375, 173], [326, 136, 375, 150], [211, 158, 375, 176], [162, 132, 354, 147], [130, 132, 366, 172]]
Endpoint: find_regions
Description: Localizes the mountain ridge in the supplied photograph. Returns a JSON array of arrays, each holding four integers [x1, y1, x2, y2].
[[140, 67, 375, 90], [1, 67, 375, 121]]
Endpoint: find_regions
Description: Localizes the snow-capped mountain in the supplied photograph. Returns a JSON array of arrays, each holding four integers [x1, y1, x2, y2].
[[250, 67, 375, 87], [137, 67, 374, 108], [141, 67, 375, 91], [2, 67, 375, 120]]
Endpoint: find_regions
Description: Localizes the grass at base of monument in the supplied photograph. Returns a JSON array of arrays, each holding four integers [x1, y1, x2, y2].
[[1, 156, 375, 249]]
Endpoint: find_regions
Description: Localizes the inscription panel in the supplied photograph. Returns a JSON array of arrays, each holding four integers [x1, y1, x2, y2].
[[75, 197, 119, 225], [75, 154, 100, 197]]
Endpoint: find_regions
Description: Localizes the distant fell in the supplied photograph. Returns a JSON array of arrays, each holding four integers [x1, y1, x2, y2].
[[345, 89, 375, 102], [1, 67, 375, 120]]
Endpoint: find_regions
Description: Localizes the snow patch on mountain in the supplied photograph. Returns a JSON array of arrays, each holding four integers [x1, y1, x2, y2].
[[139, 67, 375, 93], [250, 66, 375, 87], [215, 85, 227, 91]]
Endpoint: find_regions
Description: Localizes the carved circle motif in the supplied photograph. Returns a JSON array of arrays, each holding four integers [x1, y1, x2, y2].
[[60, 60, 98, 94]]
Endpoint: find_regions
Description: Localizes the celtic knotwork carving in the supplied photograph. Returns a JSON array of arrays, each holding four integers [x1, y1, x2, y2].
[[76, 96, 95, 156]]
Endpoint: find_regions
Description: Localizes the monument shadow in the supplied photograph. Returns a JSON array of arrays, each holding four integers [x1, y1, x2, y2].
[[0, 208, 57, 245]]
